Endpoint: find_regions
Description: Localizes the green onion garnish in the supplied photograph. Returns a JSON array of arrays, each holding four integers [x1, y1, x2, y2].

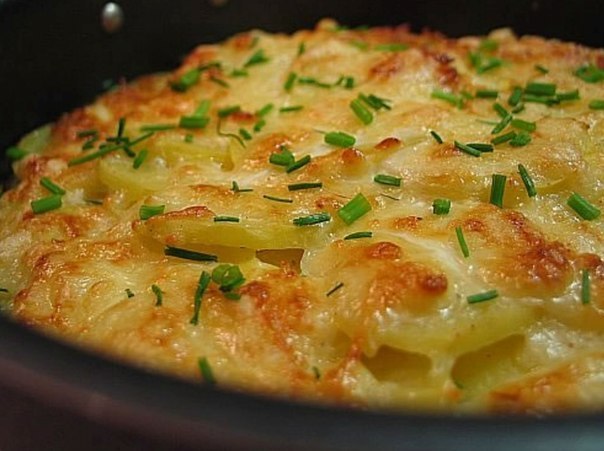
[[433, 198, 451, 215], [324, 131, 356, 147], [344, 231, 373, 240], [171, 68, 201, 92], [253, 119, 266, 133], [511, 103, 525, 114], [517, 164, 537, 198], [575, 64, 604, 83], [491, 114, 512, 135], [298, 42, 306, 56], [212, 264, 245, 293], [151, 284, 163, 306], [209, 76, 229, 88], [374, 43, 409, 52], [125, 288, 135, 298], [334, 75, 355, 89], [350, 99, 373, 125], [140, 124, 177, 132], [284, 72, 297, 92], [279, 105, 304, 113], [68, 132, 154, 166], [467, 143, 494, 153], [493, 102, 509, 118], [165, 246, 218, 262], [511, 118, 537, 132], [244, 49, 269, 68], [0, 288, 8, 293], [556, 90, 580, 102], [179, 116, 210, 129], [476, 89, 499, 99], [567, 192, 601, 220], [256, 103, 274, 117], [476, 57, 503, 74], [288, 182, 323, 191], [454, 141, 481, 157], [40, 177, 65, 195], [190, 271, 211, 326], [231, 181, 253, 193], [589, 100, 604, 110], [133, 149, 148, 169], [263, 195, 293, 203], [525, 82, 557, 96], [467, 289, 499, 304], [509, 132, 532, 147], [508, 87, 523, 106], [430, 130, 443, 144], [479, 39, 499, 52], [6, 146, 27, 161], [582, 269, 591, 304], [31, 194, 62, 214], [293, 213, 331, 226], [455, 226, 470, 258], [198, 357, 216, 385], [213, 215, 240, 223], [239, 128, 252, 140], [230, 68, 248, 77], [338, 193, 372, 225], [490, 174, 507, 208], [359, 93, 392, 111], [522, 94, 559, 106], [326, 282, 344, 297], [491, 131, 517, 145], [77, 129, 98, 138], [535, 64, 549, 74], [217, 105, 241, 118], [269, 146, 295, 166], [286, 155, 311, 173], [139, 204, 165, 220], [373, 174, 401, 187], [431, 89, 464, 108]]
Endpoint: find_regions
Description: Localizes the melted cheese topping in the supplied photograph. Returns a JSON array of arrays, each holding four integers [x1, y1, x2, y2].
[[2, 20, 604, 413]]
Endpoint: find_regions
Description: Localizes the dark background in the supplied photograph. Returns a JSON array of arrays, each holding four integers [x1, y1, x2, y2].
[[1, 1, 604, 450]]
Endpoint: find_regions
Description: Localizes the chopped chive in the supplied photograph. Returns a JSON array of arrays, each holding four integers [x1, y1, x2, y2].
[[263, 194, 293, 203], [139, 204, 165, 220], [517, 164, 537, 198], [243, 49, 269, 68], [350, 99, 373, 125], [574, 64, 604, 83], [359, 93, 392, 111], [493, 102, 509, 118], [31, 194, 62, 214], [297, 41, 306, 56], [231, 181, 253, 193], [567, 192, 601, 220], [82, 136, 98, 150], [253, 119, 266, 133], [76, 129, 98, 138], [490, 174, 507, 208], [335, 75, 355, 89], [522, 94, 559, 106], [284, 72, 297, 91], [511, 119, 537, 132], [0, 288, 8, 293], [312, 366, 321, 379], [461, 91, 474, 101], [140, 124, 177, 132], [508, 87, 523, 106], [216, 118, 246, 149], [373, 174, 401, 187], [198, 61, 222, 72], [190, 271, 211, 326], [511, 103, 525, 114], [455, 226, 470, 258], [171, 68, 201, 92], [298, 77, 332, 89], [151, 284, 163, 306], [430, 130, 443, 144], [556, 90, 580, 102], [432, 198, 451, 215], [6, 146, 27, 161], [467, 289, 499, 304], [467, 143, 494, 153], [479, 39, 499, 52], [69, 143, 119, 165], [525, 82, 557, 96], [179, 116, 210, 129], [197, 356, 216, 384], [213, 215, 240, 223], [324, 131, 356, 147], [293, 212, 331, 226], [40, 177, 66, 195], [217, 105, 241, 118], [476, 58, 503, 74], [535, 64, 549, 74], [344, 231, 373, 240], [431, 89, 463, 108], [326, 282, 344, 297], [279, 105, 304, 113], [286, 155, 311, 173], [125, 288, 135, 298], [476, 89, 499, 99], [581, 269, 591, 304], [454, 141, 481, 157], [164, 246, 218, 262], [589, 100, 604, 110], [509, 131, 532, 147], [288, 182, 323, 191], [374, 43, 409, 52], [128, 131, 155, 147], [239, 128, 253, 140], [212, 264, 245, 292], [491, 114, 513, 135], [209, 76, 229, 88], [256, 103, 274, 117], [269, 146, 295, 167], [350, 40, 370, 51], [338, 193, 372, 225], [230, 68, 248, 77], [133, 149, 149, 169], [115, 117, 126, 140]]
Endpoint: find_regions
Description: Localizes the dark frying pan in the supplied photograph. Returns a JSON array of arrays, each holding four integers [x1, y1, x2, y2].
[[1, 1, 604, 449]]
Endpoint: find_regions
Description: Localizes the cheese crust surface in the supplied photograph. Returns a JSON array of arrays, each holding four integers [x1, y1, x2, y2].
[[2, 20, 604, 413]]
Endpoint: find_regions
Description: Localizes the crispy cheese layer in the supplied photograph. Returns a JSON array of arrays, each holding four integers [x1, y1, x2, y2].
[[2, 19, 604, 413]]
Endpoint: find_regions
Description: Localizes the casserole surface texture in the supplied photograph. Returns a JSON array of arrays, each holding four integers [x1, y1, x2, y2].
[[2, 20, 604, 413]]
